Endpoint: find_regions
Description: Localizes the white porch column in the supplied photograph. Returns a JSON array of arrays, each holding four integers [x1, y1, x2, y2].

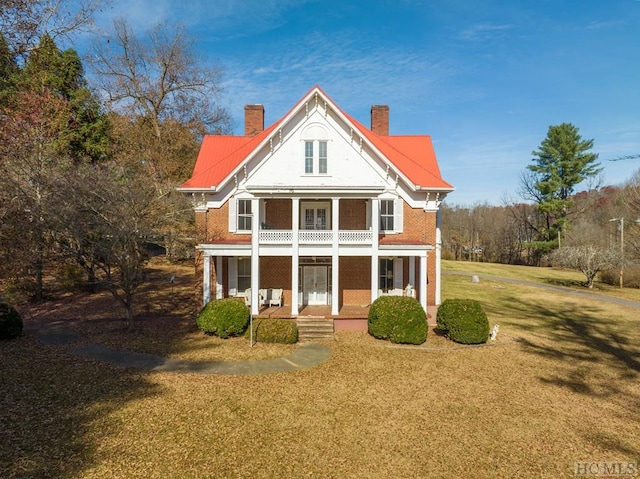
[[203, 254, 211, 305], [409, 255, 415, 290], [215, 255, 224, 299], [291, 197, 300, 316], [250, 198, 260, 316], [420, 253, 428, 313], [436, 209, 443, 305], [331, 197, 340, 315], [370, 198, 379, 304]]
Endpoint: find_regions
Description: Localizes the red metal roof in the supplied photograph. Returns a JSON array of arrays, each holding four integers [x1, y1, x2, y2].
[[180, 87, 453, 191]]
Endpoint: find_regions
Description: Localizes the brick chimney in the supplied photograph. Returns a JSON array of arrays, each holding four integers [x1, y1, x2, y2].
[[244, 104, 264, 137], [371, 105, 389, 136]]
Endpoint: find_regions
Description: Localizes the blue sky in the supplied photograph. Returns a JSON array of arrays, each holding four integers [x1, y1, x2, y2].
[[74, 0, 640, 205]]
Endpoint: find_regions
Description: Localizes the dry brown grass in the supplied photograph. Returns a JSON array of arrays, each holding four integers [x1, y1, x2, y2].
[[1, 259, 639, 478]]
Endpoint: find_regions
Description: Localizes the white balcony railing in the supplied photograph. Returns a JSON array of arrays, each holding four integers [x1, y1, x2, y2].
[[258, 229, 372, 245], [259, 230, 293, 243], [299, 230, 333, 243]]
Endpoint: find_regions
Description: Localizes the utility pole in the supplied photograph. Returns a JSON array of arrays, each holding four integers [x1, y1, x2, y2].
[[609, 217, 624, 288]]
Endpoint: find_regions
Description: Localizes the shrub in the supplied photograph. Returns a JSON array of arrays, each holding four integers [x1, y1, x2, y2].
[[196, 298, 249, 338], [436, 299, 489, 344], [368, 296, 427, 345], [245, 318, 298, 344], [0, 302, 23, 340]]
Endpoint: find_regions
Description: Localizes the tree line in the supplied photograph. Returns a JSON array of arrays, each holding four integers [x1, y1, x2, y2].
[[0, 1, 231, 325], [440, 123, 640, 288]]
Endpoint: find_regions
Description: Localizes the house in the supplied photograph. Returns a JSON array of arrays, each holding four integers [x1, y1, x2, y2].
[[179, 86, 453, 330]]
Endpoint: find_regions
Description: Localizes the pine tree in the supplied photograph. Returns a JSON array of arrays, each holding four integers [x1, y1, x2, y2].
[[526, 122, 601, 242]]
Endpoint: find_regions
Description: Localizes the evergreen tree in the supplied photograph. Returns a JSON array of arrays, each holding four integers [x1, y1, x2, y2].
[[524, 122, 601, 242], [0, 34, 18, 106], [20, 34, 110, 162]]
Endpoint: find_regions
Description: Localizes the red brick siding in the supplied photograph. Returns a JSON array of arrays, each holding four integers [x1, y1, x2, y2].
[[264, 199, 292, 229], [339, 257, 371, 306], [260, 257, 292, 306], [339, 199, 367, 230]]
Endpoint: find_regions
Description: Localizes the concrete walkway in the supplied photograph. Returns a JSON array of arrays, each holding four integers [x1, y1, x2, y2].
[[36, 324, 331, 376]]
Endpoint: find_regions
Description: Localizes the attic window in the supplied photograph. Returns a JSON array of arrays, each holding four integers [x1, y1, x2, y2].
[[303, 140, 328, 175], [301, 123, 330, 176]]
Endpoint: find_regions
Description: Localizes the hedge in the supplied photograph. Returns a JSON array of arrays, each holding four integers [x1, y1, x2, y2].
[[196, 298, 249, 338], [245, 318, 298, 344], [0, 302, 23, 340], [368, 296, 427, 345], [436, 298, 489, 344]]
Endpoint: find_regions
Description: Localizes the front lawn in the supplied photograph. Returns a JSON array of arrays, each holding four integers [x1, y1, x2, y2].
[[1, 260, 638, 478]]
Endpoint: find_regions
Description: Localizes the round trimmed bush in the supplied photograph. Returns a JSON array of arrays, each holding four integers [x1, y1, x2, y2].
[[368, 296, 427, 345], [436, 298, 489, 344], [245, 318, 298, 344], [196, 298, 249, 338], [0, 302, 23, 340]]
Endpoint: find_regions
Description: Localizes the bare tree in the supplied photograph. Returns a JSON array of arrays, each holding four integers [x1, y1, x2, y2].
[[549, 245, 620, 289], [0, 0, 101, 56], [90, 18, 231, 140], [54, 162, 162, 326]]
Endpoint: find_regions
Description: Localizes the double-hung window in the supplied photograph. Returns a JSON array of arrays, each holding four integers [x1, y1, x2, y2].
[[238, 199, 252, 231], [380, 200, 394, 231], [305, 141, 314, 174], [318, 141, 327, 174], [237, 258, 251, 293], [379, 198, 403, 233], [303, 140, 328, 175], [379, 258, 394, 293]]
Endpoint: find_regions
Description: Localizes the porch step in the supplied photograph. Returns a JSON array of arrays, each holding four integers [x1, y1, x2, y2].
[[296, 317, 334, 341]]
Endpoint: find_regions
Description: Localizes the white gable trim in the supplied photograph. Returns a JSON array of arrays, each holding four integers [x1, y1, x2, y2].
[[214, 87, 417, 196]]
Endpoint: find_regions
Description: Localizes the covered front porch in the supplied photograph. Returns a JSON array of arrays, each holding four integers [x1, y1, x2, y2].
[[254, 304, 370, 332]]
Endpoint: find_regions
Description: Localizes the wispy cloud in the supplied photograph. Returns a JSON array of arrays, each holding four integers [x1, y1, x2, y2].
[[459, 23, 515, 42], [222, 30, 457, 130]]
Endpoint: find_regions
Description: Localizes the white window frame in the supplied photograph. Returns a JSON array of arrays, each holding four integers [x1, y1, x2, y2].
[[379, 258, 394, 293], [319, 141, 327, 174], [303, 140, 328, 175], [380, 200, 394, 231], [237, 199, 252, 232], [237, 257, 251, 293], [305, 141, 314, 174], [380, 198, 404, 234]]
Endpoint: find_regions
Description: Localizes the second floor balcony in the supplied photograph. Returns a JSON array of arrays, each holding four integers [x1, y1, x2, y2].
[[259, 229, 373, 245]]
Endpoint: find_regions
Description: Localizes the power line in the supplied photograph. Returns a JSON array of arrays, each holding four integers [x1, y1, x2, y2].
[[607, 154, 640, 162]]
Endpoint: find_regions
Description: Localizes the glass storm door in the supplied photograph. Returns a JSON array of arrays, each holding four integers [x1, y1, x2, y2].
[[303, 266, 328, 305]]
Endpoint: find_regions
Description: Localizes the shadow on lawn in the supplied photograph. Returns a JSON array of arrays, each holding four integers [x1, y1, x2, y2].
[[0, 331, 164, 479], [504, 296, 640, 456], [0, 259, 197, 478]]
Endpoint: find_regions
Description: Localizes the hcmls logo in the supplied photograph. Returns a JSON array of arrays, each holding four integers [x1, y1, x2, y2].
[[574, 461, 638, 477]]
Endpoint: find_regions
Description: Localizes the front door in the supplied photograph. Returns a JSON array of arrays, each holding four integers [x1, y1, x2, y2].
[[303, 266, 328, 305]]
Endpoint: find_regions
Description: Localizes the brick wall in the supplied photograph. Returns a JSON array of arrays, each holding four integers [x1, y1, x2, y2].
[[339, 199, 367, 230], [264, 199, 292, 229], [339, 257, 371, 306]]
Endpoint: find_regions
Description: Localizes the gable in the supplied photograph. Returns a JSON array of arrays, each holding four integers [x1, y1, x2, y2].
[[180, 86, 453, 197], [245, 107, 388, 191]]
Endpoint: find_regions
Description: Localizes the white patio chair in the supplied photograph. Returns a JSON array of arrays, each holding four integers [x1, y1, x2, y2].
[[269, 288, 283, 307]]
